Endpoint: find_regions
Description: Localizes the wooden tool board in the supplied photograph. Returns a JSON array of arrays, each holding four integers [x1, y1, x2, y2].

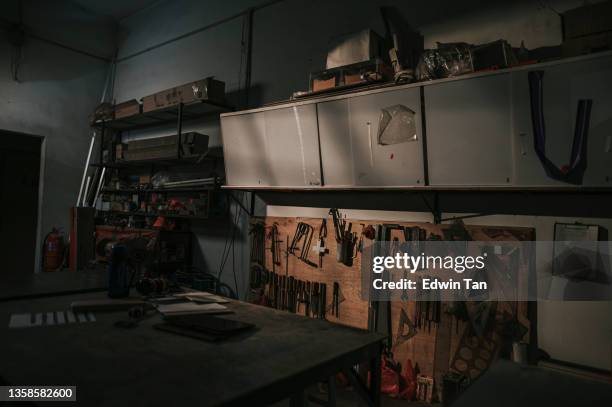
[[250, 216, 535, 390]]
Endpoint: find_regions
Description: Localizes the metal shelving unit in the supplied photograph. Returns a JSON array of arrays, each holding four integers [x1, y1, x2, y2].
[[84, 99, 234, 274], [98, 210, 211, 220], [92, 99, 233, 131]]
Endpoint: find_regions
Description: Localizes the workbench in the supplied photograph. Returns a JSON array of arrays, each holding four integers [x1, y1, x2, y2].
[[0, 270, 107, 303], [0, 290, 384, 406]]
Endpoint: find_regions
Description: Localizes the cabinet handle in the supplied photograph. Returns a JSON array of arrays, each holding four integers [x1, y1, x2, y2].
[[605, 135, 611, 153]]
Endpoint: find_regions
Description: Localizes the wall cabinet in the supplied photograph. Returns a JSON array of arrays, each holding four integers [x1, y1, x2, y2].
[[221, 105, 322, 187], [222, 53, 612, 189], [424, 74, 514, 186], [318, 88, 424, 187], [512, 55, 612, 187]]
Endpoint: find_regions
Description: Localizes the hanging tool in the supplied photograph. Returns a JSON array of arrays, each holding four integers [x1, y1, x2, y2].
[[319, 283, 327, 319], [267, 223, 282, 268], [332, 282, 340, 318], [394, 308, 417, 348], [329, 209, 359, 266], [315, 219, 329, 268], [311, 282, 319, 318], [249, 222, 266, 265], [289, 222, 317, 268], [329, 208, 345, 243]]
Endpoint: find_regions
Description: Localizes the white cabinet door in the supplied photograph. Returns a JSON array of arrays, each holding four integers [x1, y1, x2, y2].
[[221, 112, 270, 186], [424, 74, 514, 186], [512, 55, 612, 187], [317, 99, 354, 186], [263, 105, 322, 187], [317, 87, 425, 187], [221, 105, 322, 187]]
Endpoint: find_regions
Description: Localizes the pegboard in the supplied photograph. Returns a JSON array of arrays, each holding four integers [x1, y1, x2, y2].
[[249, 215, 535, 395]]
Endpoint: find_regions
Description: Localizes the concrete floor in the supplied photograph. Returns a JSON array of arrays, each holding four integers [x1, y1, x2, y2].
[[272, 384, 438, 407]]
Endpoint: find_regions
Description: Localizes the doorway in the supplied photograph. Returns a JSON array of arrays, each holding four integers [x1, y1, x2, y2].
[[0, 130, 43, 278]]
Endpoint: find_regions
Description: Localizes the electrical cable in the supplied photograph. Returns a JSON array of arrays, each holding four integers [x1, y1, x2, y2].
[[217, 191, 244, 294]]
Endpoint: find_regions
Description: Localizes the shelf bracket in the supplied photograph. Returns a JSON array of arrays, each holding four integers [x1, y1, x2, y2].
[[177, 102, 183, 159]]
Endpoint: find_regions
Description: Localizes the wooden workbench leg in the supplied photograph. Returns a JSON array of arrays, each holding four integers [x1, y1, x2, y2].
[[369, 348, 382, 407], [290, 390, 307, 407]]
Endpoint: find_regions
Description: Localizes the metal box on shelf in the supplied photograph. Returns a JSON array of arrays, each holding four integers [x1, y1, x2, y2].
[[122, 132, 209, 161], [141, 77, 225, 113]]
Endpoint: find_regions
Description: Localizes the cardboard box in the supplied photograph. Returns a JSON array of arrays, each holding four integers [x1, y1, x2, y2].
[[142, 77, 225, 113], [312, 77, 337, 92], [114, 99, 141, 119], [122, 132, 209, 161], [115, 144, 125, 160], [563, 2, 612, 40]]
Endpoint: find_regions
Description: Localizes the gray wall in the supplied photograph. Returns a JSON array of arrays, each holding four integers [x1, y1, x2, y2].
[[113, 0, 611, 369], [0, 0, 114, 272]]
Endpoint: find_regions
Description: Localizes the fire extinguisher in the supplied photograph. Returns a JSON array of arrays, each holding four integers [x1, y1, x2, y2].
[[42, 228, 65, 272]]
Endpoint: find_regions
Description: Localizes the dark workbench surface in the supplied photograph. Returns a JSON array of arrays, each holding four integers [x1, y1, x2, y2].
[[0, 270, 107, 302], [0, 291, 384, 407]]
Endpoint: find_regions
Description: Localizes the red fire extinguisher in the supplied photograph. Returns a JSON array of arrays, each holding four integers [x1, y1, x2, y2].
[[43, 228, 65, 272]]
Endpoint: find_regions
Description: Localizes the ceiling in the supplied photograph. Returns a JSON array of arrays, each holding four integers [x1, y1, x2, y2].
[[70, 0, 161, 21]]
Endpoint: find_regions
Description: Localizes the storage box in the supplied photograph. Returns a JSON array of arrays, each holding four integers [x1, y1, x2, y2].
[[114, 99, 141, 119], [141, 78, 225, 113], [326, 29, 384, 69], [471, 40, 517, 71], [115, 144, 125, 160], [563, 2, 612, 40], [309, 58, 392, 93], [562, 31, 612, 57], [122, 132, 209, 161], [312, 76, 338, 92]]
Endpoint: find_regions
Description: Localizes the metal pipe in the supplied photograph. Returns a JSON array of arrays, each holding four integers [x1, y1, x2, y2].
[[92, 167, 106, 209], [115, 0, 286, 63], [82, 176, 91, 207], [76, 131, 96, 206]]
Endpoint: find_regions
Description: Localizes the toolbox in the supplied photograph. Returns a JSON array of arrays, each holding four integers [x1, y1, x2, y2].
[[122, 132, 209, 161], [142, 77, 225, 113], [114, 99, 141, 119], [471, 40, 517, 71]]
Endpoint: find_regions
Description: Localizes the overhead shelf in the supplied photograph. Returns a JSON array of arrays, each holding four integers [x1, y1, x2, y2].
[[90, 148, 224, 169], [97, 210, 209, 220], [102, 186, 214, 194], [92, 99, 233, 131], [221, 185, 612, 193]]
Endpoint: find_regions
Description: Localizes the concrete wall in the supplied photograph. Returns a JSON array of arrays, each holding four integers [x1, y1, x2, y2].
[[113, 0, 611, 370], [0, 0, 114, 272]]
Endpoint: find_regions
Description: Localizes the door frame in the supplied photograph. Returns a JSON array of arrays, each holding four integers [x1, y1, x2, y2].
[[0, 130, 45, 274]]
